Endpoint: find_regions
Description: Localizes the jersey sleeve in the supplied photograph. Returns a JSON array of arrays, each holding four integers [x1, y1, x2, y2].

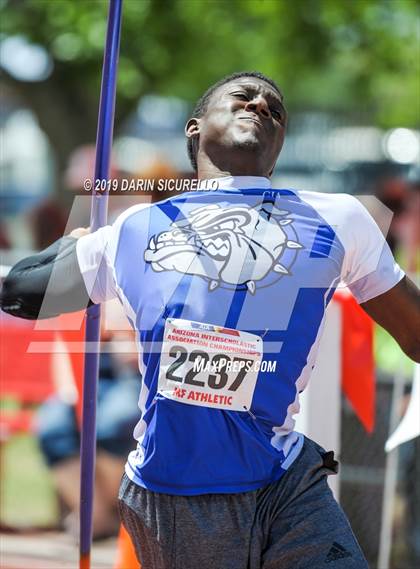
[[340, 196, 405, 304], [75, 202, 151, 304], [76, 225, 118, 304]]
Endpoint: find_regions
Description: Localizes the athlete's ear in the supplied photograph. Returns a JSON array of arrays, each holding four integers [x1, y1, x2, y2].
[[185, 118, 200, 139]]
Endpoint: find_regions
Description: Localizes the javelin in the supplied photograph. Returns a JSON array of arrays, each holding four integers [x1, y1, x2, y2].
[[79, 1, 123, 568]]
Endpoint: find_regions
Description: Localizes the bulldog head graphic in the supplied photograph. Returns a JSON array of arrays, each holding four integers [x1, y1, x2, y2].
[[144, 202, 302, 293]]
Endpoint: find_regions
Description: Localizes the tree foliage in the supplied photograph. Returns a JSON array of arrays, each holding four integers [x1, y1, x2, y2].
[[2, 0, 419, 170]]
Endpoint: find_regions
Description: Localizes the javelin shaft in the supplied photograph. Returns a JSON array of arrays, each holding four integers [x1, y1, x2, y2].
[[79, 1, 123, 567]]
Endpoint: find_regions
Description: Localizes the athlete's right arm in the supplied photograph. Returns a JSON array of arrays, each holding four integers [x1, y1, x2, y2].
[[0, 229, 94, 320]]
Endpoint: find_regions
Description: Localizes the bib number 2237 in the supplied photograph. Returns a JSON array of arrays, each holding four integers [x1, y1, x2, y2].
[[158, 318, 263, 411]]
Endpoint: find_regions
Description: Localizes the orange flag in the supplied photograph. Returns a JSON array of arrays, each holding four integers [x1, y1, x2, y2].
[[334, 290, 375, 433]]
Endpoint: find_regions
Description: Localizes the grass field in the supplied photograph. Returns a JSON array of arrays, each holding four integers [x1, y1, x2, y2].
[[1, 433, 59, 528]]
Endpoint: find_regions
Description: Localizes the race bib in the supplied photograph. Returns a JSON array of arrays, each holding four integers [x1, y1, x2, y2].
[[158, 318, 263, 411]]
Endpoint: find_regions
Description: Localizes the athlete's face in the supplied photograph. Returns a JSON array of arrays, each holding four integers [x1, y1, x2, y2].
[[187, 77, 287, 175]]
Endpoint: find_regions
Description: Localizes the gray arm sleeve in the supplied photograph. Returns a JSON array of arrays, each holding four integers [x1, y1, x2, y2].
[[0, 236, 94, 320]]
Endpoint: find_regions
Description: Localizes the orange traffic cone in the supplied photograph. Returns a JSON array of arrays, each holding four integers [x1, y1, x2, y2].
[[114, 524, 140, 569]]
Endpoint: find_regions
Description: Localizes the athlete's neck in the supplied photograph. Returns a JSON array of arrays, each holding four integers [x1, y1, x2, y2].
[[196, 154, 272, 180]]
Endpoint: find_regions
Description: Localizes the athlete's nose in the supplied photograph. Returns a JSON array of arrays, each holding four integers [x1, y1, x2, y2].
[[245, 96, 270, 119]]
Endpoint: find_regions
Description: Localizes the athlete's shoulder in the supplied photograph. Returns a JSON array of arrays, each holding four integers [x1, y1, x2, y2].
[[289, 189, 364, 223], [112, 202, 158, 237], [293, 189, 359, 207], [112, 201, 153, 228]]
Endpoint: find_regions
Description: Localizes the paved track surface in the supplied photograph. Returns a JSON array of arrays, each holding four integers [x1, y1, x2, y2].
[[0, 531, 117, 569]]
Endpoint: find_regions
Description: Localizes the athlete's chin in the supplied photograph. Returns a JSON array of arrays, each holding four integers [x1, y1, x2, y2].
[[230, 135, 265, 152], [228, 125, 267, 148]]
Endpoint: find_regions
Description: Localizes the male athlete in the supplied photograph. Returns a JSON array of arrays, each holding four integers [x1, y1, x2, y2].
[[2, 71, 419, 568]]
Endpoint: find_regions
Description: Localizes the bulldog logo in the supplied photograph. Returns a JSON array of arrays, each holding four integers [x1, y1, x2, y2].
[[144, 202, 303, 293]]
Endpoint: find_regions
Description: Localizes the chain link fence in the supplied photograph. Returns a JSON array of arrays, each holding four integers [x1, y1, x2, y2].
[[340, 370, 419, 569]]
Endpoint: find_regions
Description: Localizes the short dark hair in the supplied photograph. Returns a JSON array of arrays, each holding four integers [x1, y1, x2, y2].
[[187, 71, 282, 171]]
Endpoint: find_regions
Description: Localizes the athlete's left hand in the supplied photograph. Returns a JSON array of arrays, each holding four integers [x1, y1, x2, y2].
[[69, 227, 90, 239]]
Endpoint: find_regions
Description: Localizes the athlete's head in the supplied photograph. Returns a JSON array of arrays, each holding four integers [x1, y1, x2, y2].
[[185, 71, 287, 178]]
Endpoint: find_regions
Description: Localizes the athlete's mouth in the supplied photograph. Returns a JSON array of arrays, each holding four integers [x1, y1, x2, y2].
[[237, 114, 263, 127]]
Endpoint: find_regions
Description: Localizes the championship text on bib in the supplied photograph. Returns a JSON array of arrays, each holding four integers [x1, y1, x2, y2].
[[158, 318, 263, 411]]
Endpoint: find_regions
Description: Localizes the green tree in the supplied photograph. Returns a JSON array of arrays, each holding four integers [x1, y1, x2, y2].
[[2, 0, 419, 182]]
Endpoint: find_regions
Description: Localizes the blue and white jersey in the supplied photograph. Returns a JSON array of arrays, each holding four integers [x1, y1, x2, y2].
[[77, 176, 403, 495]]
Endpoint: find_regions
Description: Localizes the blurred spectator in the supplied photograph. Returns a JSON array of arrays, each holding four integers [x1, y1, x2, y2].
[[394, 166, 420, 567], [374, 165, 419, 271], [36, 332, 141, 540], [398, 165, 420, 273], [27, 199, 67, 250], [0, 222, 11, 250], [374, 175, 408, 255], [64, 145, 119, 192]]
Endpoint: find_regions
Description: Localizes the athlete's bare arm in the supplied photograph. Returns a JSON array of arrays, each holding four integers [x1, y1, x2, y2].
[[361, 276, 420, 362]]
